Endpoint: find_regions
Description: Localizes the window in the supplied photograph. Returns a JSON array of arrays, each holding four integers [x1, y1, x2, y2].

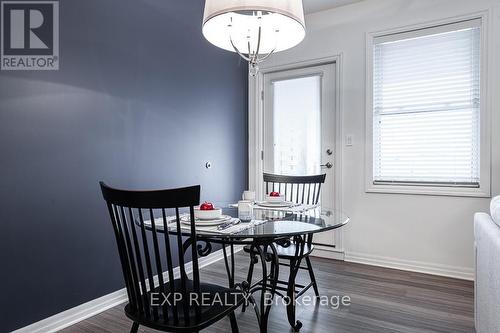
[[367, 18, 490, 196]]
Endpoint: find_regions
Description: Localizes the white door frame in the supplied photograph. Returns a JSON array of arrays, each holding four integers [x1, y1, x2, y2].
[[248, 55, 345, 255]]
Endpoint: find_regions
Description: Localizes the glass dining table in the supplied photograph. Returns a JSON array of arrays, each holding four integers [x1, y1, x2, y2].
[[145, 205, 349, 333]]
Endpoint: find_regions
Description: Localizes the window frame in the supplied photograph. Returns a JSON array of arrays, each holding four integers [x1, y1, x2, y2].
[[365, 13, 491, 197]]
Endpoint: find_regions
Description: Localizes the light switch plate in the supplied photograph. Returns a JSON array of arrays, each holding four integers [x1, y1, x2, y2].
[[346, 135, 353, 146]]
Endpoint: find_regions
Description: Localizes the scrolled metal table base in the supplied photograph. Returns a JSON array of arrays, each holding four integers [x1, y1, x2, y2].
[[285, 235, 306, 332], [214, 235, 306, 333], [190, 235, 306, 333]]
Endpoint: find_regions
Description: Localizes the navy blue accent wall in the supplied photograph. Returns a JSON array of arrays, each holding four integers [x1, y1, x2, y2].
[[0, 1, 248, 331]]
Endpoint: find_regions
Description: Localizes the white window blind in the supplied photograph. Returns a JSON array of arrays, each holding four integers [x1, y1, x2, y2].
[[373, 20, 481, 187]]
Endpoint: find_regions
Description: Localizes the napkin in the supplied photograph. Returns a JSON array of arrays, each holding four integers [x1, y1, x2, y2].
[[178, 219, 268, 235], [253, 203, 319, 213], [144, 216, 267, 235]]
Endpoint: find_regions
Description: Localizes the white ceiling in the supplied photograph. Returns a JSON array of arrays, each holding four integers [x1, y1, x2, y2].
[[303, 0, 363, 14]]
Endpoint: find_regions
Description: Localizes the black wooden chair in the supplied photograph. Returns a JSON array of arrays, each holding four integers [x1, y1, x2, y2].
[[244, 173, 326, 307], [100, 182, 244, 333]]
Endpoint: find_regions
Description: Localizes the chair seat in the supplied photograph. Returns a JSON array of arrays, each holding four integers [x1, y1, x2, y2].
[[243, 243, 314, 259], [125, 279, 244, 332]]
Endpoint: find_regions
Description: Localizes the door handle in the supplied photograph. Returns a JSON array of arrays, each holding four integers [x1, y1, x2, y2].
[[321, 162, 333, 169]]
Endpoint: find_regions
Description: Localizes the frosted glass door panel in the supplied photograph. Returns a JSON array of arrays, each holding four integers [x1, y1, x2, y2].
[[272, 76, 321, 176]]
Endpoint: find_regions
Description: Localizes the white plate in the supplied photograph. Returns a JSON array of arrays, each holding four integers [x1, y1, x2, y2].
[[181, 215, 231, 226], [256, 201, 295, 208]]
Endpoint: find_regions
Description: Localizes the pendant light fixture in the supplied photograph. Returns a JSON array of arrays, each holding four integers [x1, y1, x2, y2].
[[202, 0, 306, 76]]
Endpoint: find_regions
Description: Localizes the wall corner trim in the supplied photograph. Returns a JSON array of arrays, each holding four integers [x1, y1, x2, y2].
[[12, 246, 243, 333]]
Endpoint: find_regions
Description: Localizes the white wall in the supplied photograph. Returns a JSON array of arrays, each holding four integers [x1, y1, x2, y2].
[[255, 0, 500, 279]]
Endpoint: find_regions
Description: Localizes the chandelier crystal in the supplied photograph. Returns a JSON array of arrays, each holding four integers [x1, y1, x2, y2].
[[202, 0, 306, 75]]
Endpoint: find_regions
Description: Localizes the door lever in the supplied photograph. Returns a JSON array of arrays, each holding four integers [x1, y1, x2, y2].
[[320, 162, 333, 169]]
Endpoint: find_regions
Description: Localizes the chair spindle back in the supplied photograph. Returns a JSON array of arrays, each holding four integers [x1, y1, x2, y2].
[[100, 182, 201, 325], [263, 173, 326, 205]]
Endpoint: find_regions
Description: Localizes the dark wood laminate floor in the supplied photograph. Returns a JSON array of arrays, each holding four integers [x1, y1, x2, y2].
[[61, 253, 474, 333]]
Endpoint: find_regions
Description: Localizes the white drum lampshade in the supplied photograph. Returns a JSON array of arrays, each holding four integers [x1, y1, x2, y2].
[[202, 0, 306, 74]]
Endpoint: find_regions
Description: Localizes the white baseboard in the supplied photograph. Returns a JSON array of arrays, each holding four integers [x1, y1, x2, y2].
[[344, 251, 474, 281], [12, 246, 243, 333], [310, 245, 345, 260]]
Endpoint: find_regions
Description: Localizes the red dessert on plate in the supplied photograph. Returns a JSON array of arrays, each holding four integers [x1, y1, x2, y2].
[[200, 202, 214, 210], [195, 202, 222, 220], [267, 192, 285, 203]]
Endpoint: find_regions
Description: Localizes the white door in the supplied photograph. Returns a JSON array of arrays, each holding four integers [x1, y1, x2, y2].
[[262, 63, 337, 248]]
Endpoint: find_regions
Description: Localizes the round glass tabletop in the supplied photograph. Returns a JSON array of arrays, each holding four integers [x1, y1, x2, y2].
[[206, 207, 349, 240], [141, 205, 349, 240]]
